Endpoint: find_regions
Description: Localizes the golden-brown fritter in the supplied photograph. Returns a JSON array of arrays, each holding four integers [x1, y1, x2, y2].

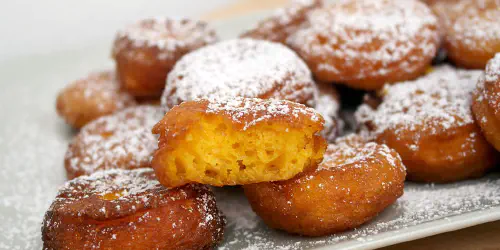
[[42, 169, 225, 250], [356, 66, 498, 183], [287, 0, 440, 90], [112, 18, 218, 97], [434, 0, 500, 69], [161, 38, 317, 110], [240, 0, 322, 44], [472, 53, 500, 151], [56, 71, 136, 129], [243, 135, 406, 236], [152, 97, 326, 187], [65, 105, 163, 179]]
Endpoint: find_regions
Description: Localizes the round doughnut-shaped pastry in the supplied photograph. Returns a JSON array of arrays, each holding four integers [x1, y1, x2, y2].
[[315, 83, 341, 142], [240, 0, 323, 44], [42, 169, 225, 250], [56, 71, 136, 129], [112, 18, 218, 97], [152, 97, 327, 188], [65, 105, 164, 179], [243, 135, 406, 236], [161, 38, 317, 110], [287, 0, 440, 90], [472, 53, 500, 151], [356, 66, 498, 183], [442, 0, 500, 69]]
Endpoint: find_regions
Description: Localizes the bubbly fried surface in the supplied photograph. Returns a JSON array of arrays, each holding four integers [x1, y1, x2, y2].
[[314, 83, 341, 142], [240, 0, 322, 43], [42, 169, 225, 250], [436, 0, 500, 69], [472, 53, 500, 151], [161, 38, 317, 110], [112, 18, 218, 97], [56, 71, 136, 129], [356, 66, 498, 182], [244, 135, 406, 236], [152, 97, 326, 187], [287, 0, 440, 90], [65, 105, 163, 179]]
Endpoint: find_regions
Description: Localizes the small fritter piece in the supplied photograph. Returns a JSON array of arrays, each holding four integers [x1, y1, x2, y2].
[[152, 97, 326, 187], [287, 0, 440, 90], [472, 53, 500, 151], [356, 66, 498, 183], [240, 0, 323, 44], [112, 18, 218, 97], [56, 71, 136, 129], [314, 83, 341, 142], [65, 105, 163, 179], [244, 135, 406, 236], [161, 38, 317, 110], [42, 169, 225, 250]]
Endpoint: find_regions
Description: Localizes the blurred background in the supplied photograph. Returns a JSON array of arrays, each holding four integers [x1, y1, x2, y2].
[[0, 0, 287, 62]]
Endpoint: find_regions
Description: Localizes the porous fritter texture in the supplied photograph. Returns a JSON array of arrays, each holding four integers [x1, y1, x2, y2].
[[152, 97, 326, 187]]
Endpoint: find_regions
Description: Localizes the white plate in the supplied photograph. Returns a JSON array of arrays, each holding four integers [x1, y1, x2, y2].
[[0, 10, 499, 250]]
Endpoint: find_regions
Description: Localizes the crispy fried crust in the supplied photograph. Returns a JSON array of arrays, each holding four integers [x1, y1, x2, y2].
[[243, 135, 406, 236], [356, 66, 498, 182], [439, 0, 500, 69], [154, 98, 324, 136], [152, 97, 326, 187], [240, 0, 322, 43], [472, 54, 500, 151], [64, 105, 163, 179], [56, 71, 136, 129], [42, 169, 225, 250], [112, 18, 218, 97], [376, 123, 497, 182], [473, 91, 500, 151], [287, 0, 440, 90]]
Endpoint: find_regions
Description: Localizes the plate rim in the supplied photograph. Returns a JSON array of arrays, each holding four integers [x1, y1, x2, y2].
[[315, 208, 500, 250]]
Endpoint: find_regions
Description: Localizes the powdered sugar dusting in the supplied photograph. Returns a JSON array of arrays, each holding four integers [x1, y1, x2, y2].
[[275, 0, 318, 23], [356, 66, 482, 139], [287, 0, 439, 79], [485, 53, 500, 83], [161, 38, 315, 109], [241, 0, 321, 43], [115, 17, 217, 53], [475, 53, 500, 119], [55, 169, 163, 212], [266, 0, 318, 30], [58, 71, 135, 113], [448, 0, 500, 50], [65, 105, 163, 177], [320, 135, 404, 171], [205, 97, 322, 130]]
